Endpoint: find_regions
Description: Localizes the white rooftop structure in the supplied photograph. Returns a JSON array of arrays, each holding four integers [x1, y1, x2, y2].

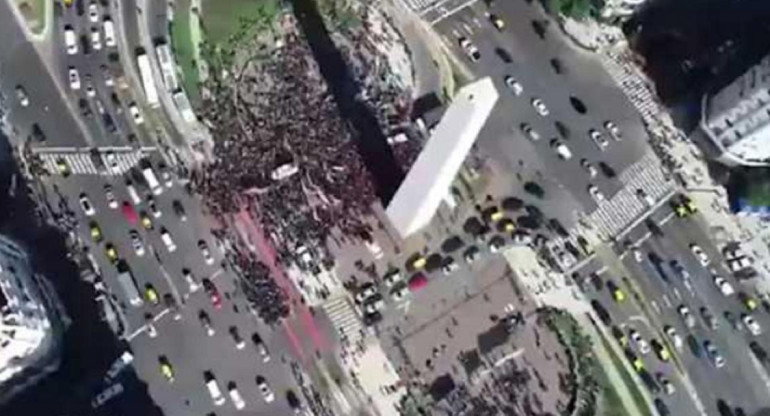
[[701, 54, 770, 166], [386, 77, 498, 237], [0, 235, 56, 402]]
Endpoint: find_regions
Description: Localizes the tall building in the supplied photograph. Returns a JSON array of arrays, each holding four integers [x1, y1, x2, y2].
[[701, 55, 770, 166], [386, 78, 498, 238], [0, 235, 58, 403]]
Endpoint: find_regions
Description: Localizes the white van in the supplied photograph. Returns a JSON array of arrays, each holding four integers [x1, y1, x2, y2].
[[142, 167, 163, 195], [160, 228, 177, 252], [103, 18, 116, 47], [204, 372, 226, 406], [64, 26, 78, 55]]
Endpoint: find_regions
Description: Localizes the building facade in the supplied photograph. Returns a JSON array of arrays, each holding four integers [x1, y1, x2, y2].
[[701, 55, 770, 166]]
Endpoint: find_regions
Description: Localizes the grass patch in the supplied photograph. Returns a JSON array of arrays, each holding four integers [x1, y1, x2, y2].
[[169, 0, 200, 104], [15, 0, 46, 34], [201, 0, 280, 47], [597, 333, 653, 416]]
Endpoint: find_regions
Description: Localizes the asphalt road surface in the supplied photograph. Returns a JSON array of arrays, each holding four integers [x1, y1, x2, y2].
[[580, 202, 770, 415]]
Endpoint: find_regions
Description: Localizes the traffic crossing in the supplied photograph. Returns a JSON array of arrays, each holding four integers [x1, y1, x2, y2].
[[34, 149, 152, 176]]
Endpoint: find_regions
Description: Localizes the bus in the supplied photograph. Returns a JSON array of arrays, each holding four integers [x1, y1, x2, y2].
[[116, 261, 143, 307], [142, 166, 163, 195], [136, 51, 160, 108]]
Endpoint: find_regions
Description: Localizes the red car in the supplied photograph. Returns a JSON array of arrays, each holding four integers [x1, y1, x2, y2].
[[121, 201, 138, 224], [202, 278, 222, 309], [408, 273, 428, 292]]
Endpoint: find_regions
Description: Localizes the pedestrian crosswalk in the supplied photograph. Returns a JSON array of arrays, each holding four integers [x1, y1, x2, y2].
[[322, 295, 365, 345], [601, 51, 665, 128], [35, 150, 148, 176], [589, 152, 675, 238]]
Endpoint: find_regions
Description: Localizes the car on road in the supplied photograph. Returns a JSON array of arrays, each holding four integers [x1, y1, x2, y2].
[[651, 339, 670, 362], [531, 98, 549, 116], [159, 356, 174, 382], [629, 329, 649, 354], [78, 98, 93, 118], [203, 278, 223, 309], [229, 326, 246, 349], [68, 67, 81, 90], [256, 375, 275, 403], [286, 389, 303, 413], [458, 37, 480, 61], [383, 269, 403, 287], [654, 398, 670, 416], [79, 193, 95, 216], [199, 240, 214, 265], [742, 314, 762, 335], [604, 121, 622, 140], [252, 332, 271, 362], [204, 371, 226, 406], [606, 280, 625, 302], [105, 243, 118, 264], [598, 161, 616, 178], [100, 65, 114, 87], [714, 276, 734, 296], [489, 14, 504, 30], [700, 306, 718, 330], [504, 76, 522, 95], [121, 201, 138, 224], [64, 25, 78, 54], [102, 186, 118, 210], [588, 129, 608, 149], [129, 230, 145, 256], [144, 284, 159, 305], [391, 284, 409, 301], [724, 311, 743, 331], [164, 293, 181, 320], [678, 305, 695, 328], [172, 200, 187, 221], [663, 326, 683, 350], [103, 18, 116, 47], [590, 300, 612, 325], [625, 349, 644, 372], [587, 184, 604, 202], [690, 244, 710, 266], [519, 123, 539, 141], [579, 159, 597, 178], [355, 282, 377, 303], [549, 57, 564, 75], [612, 326, 628, 347], [656, 373, 675, 395], [90, 27, 101, 51], [89, 221, 102, 242], [88, 1, 99, 22], [228, 382, 245, 410], [160, 227, 177, 252], [184, 268, 200, 293], [129, 102, 144, 124], [364, 293, 385, 314], [550, 139, 572, 160], [739, 292, 758, 311], [15, 85, 29, 107], [199, 310, 215, 336], [704, 340, 725, 368]]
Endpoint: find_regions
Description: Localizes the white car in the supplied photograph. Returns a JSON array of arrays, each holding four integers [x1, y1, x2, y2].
[[633, 247, 643, 262], [85, 77, 96, 98], [383, 270, 403, 287], [91, 27, 102, 51], [199, 240, 214, 265], [551, 139, 572, 160], [101, 65, 114, 87], [79, 193, 95, 216], [88, 2, 99, 23], [531, 98, 549, 116], [256, 376, 275, 403], [743, 314, 762, 335], [64, 26, 78, 55], [103, 18, 116, 47], [504, 76, 522, 95], [390, 285, 409, 301], [580, 159, 597, 178], [637, 188, 655, 206], [664, 326, 683, 350], [678, 305, 695, 328], [629, 329, 650, 354], [587, 184, 604, 202], [354, 283, 377, 303], [104, 185, 118, 209], [604, 120, 622, 140], [520, 123, 540, 141], [130, 230, 145, 256], [713, 276, 734, 296], [184, 269, 200, 293], [15, 86, 29, 107], [690, 244, 710, 266], [160, 228, 177, 252], [589, 129, 608, 149], [228, 383, 246, 410], [148, 197, 162, 218], [458, 37, 480, 61], [129, 103, 144, 124], [68, 67, 81, 90], [442, 258, 459, 275]]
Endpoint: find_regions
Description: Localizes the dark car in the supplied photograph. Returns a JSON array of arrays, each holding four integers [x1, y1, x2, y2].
[[590, 273, 604, 291], [524, 181, 545, 198], [550, 58, 565, 74], [639, 370, 660, 394], [554, 120, 570, 139], [80, 34, 91, 55], [103, 113, 117, 134], [30, 123, 46, 142], [495, 47, 513, 63], [654, 398, 670, 416], [687, 334, 702, 357], [78, 98, 92, 118], [749, 341, 768, 363], [172, 200, 187, 221], [548, 218, 569, 237], [716, 400, 735, 416], [286, 389, 302, 411], [598, 161, 616, 178], [590, 300, 612, 325], [569, 96, 587, 114]]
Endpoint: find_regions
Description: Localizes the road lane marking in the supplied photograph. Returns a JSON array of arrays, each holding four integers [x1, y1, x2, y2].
[[462, 23, 472, 34], [651, 300, 661, 314], [126, 307, 170, 341], [661, 295, 672, 308], [673, 288, 682, 301]]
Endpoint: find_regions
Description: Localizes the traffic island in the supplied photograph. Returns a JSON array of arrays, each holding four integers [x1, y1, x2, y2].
[[11, 0, 48, 38]]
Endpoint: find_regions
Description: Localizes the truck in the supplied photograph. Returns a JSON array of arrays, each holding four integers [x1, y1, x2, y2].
[[116, 261, 143, 307], [136, 51, 160, 108]]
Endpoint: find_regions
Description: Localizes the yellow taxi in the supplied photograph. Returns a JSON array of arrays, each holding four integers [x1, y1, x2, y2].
[[105, 243, 118, 264], [89, 222, 102, 242], [62, 0, 73, 5], [55, 158, 71, 177], [607, 280, 625, 302], [625, 350, 644, 372], [652, 340, 670, 362], [612, 326, 628, 348], [740, 292, 758, 311], [140, 211, 153, 230], [501, 218, 516, 232], [411, 255, 427, 270], [673, 203, 688, 218], [159, 357, 174, 382], [682, 195, 697, 214], [145, 284, 159, 305], [490, 14, 504, 30]]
